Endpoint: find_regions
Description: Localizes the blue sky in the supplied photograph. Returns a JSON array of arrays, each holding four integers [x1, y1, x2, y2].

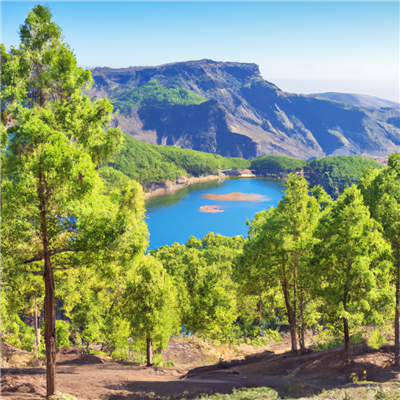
[[2, 1, 399, 102]]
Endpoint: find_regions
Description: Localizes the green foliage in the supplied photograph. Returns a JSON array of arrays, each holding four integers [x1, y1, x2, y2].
[[358, 153, 400, 363], [309, 185, 392, 347], [368, 328, 388, 349], [56, 320, 70, 349], [250, 154, 307, 172], [1, 10, 150, 391], [194, 387, 280, 400], [120, 255, 180, 352], [194, 384, 400, 400], [90, 350, 109, 357], [249, 155, 382, 196], [312, 337, 344, 352], [308, 155, 383, 195], [111, 79, 207, 114], [152, 233, 244, 340], [0, 290, 39, 352], [312, 332, 364, 352], [104, 133, 251, 184], [103, 135, 381, 194], [235, 174, 323, 352], [48, 393, 78, 400], [98, 166, 131, 193]]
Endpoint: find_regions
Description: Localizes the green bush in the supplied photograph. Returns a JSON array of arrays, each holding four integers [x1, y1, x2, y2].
[[90, 350, 109, 357], [312, 337, 343, 351], [56, 320, 71, 349], [195, 387, 280, 400], [312, 331, 364, 351], [368, 328, 388, 349], [194, 384, 400, 400]]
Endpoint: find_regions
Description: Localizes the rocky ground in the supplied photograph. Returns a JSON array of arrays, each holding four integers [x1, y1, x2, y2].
[[1, 335, 400, 400]]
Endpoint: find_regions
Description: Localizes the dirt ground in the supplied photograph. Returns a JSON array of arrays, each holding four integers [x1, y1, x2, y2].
[[1, 336, 400, 400]]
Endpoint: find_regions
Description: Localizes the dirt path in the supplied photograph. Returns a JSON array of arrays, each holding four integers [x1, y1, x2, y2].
[[1, 360, 281, 400], [2, 338, 399, 399]]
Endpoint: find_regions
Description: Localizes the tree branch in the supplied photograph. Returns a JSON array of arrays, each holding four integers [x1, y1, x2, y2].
[[22, 248, 73, 264]]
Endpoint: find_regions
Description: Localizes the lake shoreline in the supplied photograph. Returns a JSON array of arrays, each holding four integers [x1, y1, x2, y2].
[[143, 170, 291, 201], [144, 176, 284, 249], [143, 174, 226, 200]]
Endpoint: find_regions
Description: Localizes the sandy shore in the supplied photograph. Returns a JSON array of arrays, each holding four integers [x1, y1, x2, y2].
[[143, 174, 225, 200], [202, 192, 266, 202], [199, 205, 224, 213]]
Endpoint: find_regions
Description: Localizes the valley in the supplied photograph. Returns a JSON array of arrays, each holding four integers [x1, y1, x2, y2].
[[2, 5, 400, 400]]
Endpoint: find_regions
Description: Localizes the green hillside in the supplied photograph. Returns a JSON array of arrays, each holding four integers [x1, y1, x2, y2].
[[250, 154, 307, 172], [102, 133, 250, 185], [307, 155, 383, 194], [101, 135, 383, 197], [111, 79, 206, 114]]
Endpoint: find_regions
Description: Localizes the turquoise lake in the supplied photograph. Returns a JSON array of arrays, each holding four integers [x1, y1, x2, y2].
[[145, 177, 284, 250]]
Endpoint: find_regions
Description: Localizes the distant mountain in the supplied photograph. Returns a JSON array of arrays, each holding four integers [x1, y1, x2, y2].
[[88, 59, 400, 160], [308, 92, 399, 110]]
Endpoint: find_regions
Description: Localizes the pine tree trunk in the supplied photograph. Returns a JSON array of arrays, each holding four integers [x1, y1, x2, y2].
[[34, 297, 39, 358], [39, 170, 56, 397], [44, 255, 56, 396], [281, 255, 297, 354], [299, 290, 306, 354], [292, 256, 298, 356], [395, 247, 400, 367], [257, 296, 263, 325], [146, 338, 153, 366], [343, 288, 349, 355], [343, 317, 350, 353], [37, 326, 41, 356]]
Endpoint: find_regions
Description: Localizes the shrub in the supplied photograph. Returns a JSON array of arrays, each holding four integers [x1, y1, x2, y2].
[[56, 320, 71, 349]]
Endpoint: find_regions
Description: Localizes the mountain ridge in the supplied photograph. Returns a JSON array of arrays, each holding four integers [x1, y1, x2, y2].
[[88, 59, 400, 160], [307, 92, 399, 110]]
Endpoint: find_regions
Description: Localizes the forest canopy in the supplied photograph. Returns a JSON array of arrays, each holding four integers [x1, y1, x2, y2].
[[307, 155, 383, 194], [103, 136, 383, 197], [103, 133, 250, 183], [250, 154, 307, 172]]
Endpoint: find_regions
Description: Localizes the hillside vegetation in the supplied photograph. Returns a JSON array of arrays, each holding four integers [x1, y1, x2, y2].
[[250, 155, 307, 172], [103, 139, 382, 196], [111, 79, 206, 114], [307, 156, 383, 194], [103, 133, 250, 184]]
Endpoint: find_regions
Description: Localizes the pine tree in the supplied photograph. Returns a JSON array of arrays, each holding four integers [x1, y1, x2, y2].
[[310, 185, 391, 353], [1, 5, 147, 395]]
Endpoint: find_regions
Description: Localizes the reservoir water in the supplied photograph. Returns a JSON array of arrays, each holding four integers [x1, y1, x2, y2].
[[145, 177, 283, 250]]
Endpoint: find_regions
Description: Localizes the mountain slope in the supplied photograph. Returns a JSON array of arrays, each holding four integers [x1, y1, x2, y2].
[[308, 92, 399, 110], [88, 59, 400, 160]]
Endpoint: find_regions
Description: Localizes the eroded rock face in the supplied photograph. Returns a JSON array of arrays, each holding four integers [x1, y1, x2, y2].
[[89, 59, 400, 160], [137, 100, 258, 158]]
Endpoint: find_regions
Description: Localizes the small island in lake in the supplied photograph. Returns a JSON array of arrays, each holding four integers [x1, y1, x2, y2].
[[202, 192, 266, 202], [199, 205, 224, 213]]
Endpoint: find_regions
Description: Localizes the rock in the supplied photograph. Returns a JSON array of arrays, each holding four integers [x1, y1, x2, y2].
[[7, 354, 34, 367]]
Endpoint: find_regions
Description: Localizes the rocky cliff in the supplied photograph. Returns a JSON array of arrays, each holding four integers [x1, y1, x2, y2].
[[89, 59, 400, 160]]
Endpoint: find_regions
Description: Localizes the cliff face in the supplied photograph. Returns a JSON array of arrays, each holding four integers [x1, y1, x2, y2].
[[89, 59, 400, 160]]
